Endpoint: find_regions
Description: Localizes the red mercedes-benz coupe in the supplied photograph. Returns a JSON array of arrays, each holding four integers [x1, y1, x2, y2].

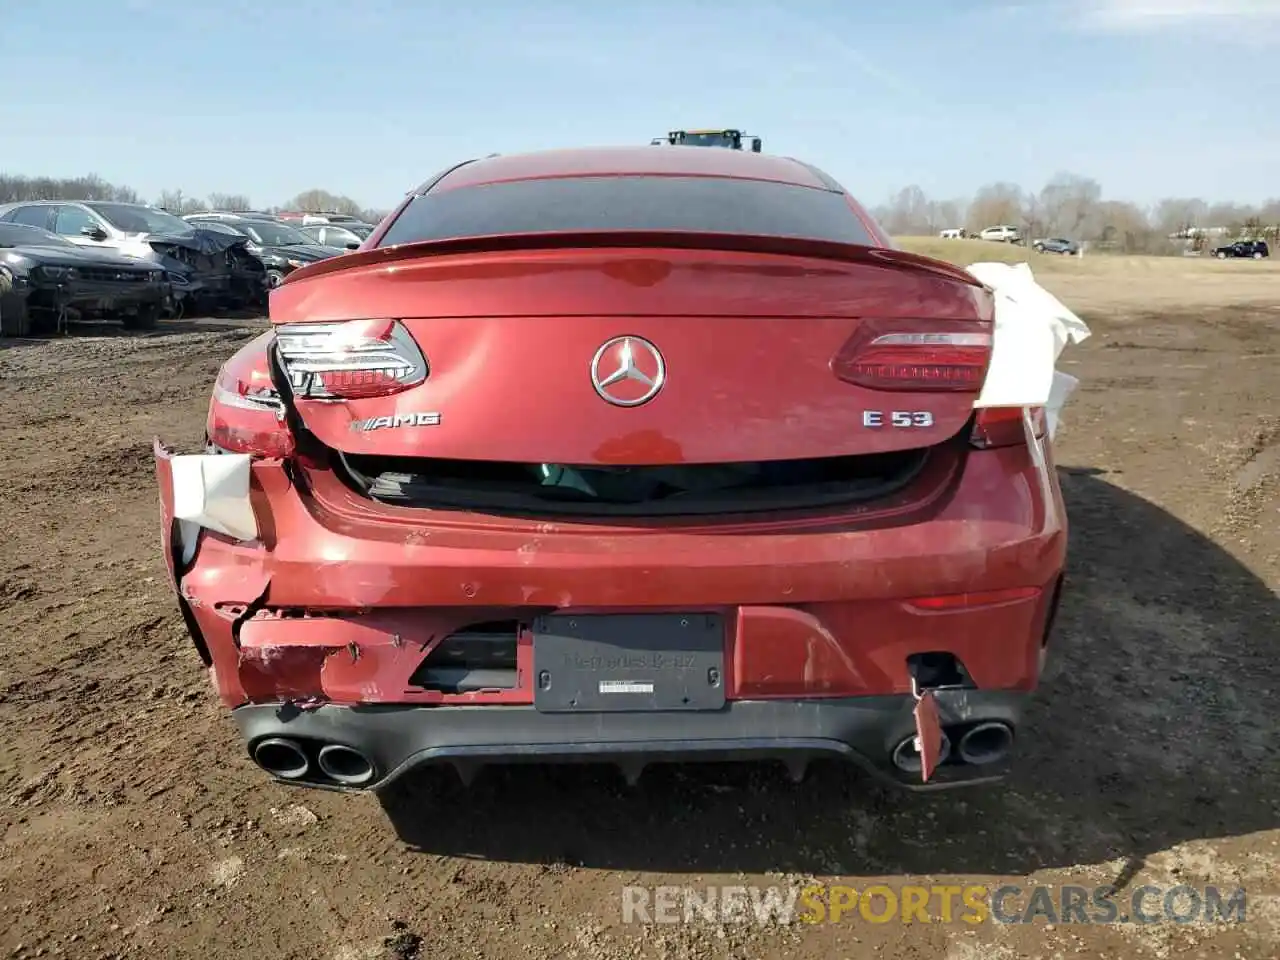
[[154, 146, 1065, 794]]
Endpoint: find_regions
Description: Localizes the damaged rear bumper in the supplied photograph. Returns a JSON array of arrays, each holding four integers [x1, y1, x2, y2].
[[153, 436, 1064, 792]]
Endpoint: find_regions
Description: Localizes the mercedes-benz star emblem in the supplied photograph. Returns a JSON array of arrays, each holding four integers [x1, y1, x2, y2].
[[590, 335, 666, 407]]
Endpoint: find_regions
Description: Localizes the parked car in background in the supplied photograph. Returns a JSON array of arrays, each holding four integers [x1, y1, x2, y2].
[[303, 213, 365, 226], [185, 214, 345, 287], [1032, 238, 1078, 255], [277, 211, 369, 227], [0, 222, 166, 335], [1212, 239, 1270, 259], [938, 228, 966, 239], [277, 213, 375, 239], [297, 223, 365, 249], [187, 210, 284, 223], [0, 200, 262, 315], [156, 146, 1068, 797], [978, 225, 1020, 243], [174, 220, 271, 307]]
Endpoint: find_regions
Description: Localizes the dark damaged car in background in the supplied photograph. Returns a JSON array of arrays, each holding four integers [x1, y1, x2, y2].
[[185, 214, 345, 288], [0, 222, 166, 335], [0, 200, 266, 316], [154, 147, 1068, 797]]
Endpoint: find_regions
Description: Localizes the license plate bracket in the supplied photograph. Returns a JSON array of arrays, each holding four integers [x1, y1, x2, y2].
[[532, 613, 726, 713]]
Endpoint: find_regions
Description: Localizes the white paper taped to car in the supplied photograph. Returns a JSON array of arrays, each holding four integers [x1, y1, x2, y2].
[[965, 261, 1090, 439], [170, 453, 259, 542], [966, 261, 1090, 404]]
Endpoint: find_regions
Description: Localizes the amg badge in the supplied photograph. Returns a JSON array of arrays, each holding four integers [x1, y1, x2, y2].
[[351, 412, 442, 431]]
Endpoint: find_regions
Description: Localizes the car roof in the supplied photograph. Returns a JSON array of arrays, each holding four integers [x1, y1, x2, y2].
[[0, 200, 152, 212], [428, 146, 836, 194], [190, 213, 278, 223]]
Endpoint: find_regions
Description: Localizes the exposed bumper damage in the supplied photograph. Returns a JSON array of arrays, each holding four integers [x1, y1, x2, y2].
[[22, 276, 165, 317], [154, 262, 1089, 792]]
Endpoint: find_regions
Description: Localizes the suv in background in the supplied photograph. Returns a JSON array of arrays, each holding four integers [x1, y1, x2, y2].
[[978, 225, 1020, 243], [297, 223, 365, 249], [1032, 238, 1079, 256], [1212, 239, 1270, 260]]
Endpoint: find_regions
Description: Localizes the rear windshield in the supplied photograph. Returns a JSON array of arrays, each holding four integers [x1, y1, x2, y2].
[[378, 176, 875, 247]]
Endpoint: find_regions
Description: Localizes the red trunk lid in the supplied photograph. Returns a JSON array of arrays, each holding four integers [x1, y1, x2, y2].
[[268, 237, 992, 465]]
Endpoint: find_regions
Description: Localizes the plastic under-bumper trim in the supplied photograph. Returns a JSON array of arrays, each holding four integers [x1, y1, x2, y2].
[[232, 689, 1029, 794]]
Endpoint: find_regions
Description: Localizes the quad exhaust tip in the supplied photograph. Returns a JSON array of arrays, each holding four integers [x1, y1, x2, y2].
[[958, 722, 1014, 766], [317, 744, 376, 787], [253, 737, 310, 780], [891, 732, 951, 773]]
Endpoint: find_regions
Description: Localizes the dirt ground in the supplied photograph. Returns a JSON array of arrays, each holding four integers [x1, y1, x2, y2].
[[1, 257, 1277, 960]]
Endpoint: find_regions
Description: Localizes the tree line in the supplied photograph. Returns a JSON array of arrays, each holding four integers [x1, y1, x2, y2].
[[0, 174, 389, 226], [2, 170, 1277, 255], [873, 173, 1280, 253]]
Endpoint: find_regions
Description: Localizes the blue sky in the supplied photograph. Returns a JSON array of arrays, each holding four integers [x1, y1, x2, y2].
[[3, 0, 1277, 211]]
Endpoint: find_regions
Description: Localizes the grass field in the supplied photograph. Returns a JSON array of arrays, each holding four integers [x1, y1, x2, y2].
[[894, 236, 1280, 312]]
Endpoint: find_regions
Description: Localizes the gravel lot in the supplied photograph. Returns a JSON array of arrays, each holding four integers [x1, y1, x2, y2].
[[1, 260, 1277, 959]]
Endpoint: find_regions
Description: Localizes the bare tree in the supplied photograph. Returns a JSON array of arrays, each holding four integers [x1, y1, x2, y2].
[[1093, 200, 1162, 253], [0, 173, 139, 204], [1152, 197, 1209, 238], [1023, 193, 1048, 240], [1038, 173, 1102, 238], [1256, 199, 1280, 241], [1206, 202, 1252, 236], [878, 185, 936, 236], [207, 193, 253, 212], [932, 198, 964, 233], [285, 189, 364, 216], [155, 189, 206, 215], [967, 182, 1025, 231]]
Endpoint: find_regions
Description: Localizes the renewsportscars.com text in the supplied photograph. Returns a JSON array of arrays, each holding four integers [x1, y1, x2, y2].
[[621, 884, 1248, 926]]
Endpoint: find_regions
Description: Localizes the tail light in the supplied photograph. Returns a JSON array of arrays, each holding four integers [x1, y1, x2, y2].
[[831, 322, 993, 391], [906, 585, 1041, 610], [208, 358, 294, 459], [274, 319, 427, 399], [970, 406, 1046, 449]]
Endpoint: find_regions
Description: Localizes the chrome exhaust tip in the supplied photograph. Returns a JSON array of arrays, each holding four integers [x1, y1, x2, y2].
[[317, 744, 376, 787], [957, 722, 1015, 766], [891, 732, 951, 773], [253, 737, 309, 780]]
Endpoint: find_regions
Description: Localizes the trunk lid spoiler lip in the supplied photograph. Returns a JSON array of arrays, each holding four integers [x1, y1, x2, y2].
[[272, 229, 985, 302]]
